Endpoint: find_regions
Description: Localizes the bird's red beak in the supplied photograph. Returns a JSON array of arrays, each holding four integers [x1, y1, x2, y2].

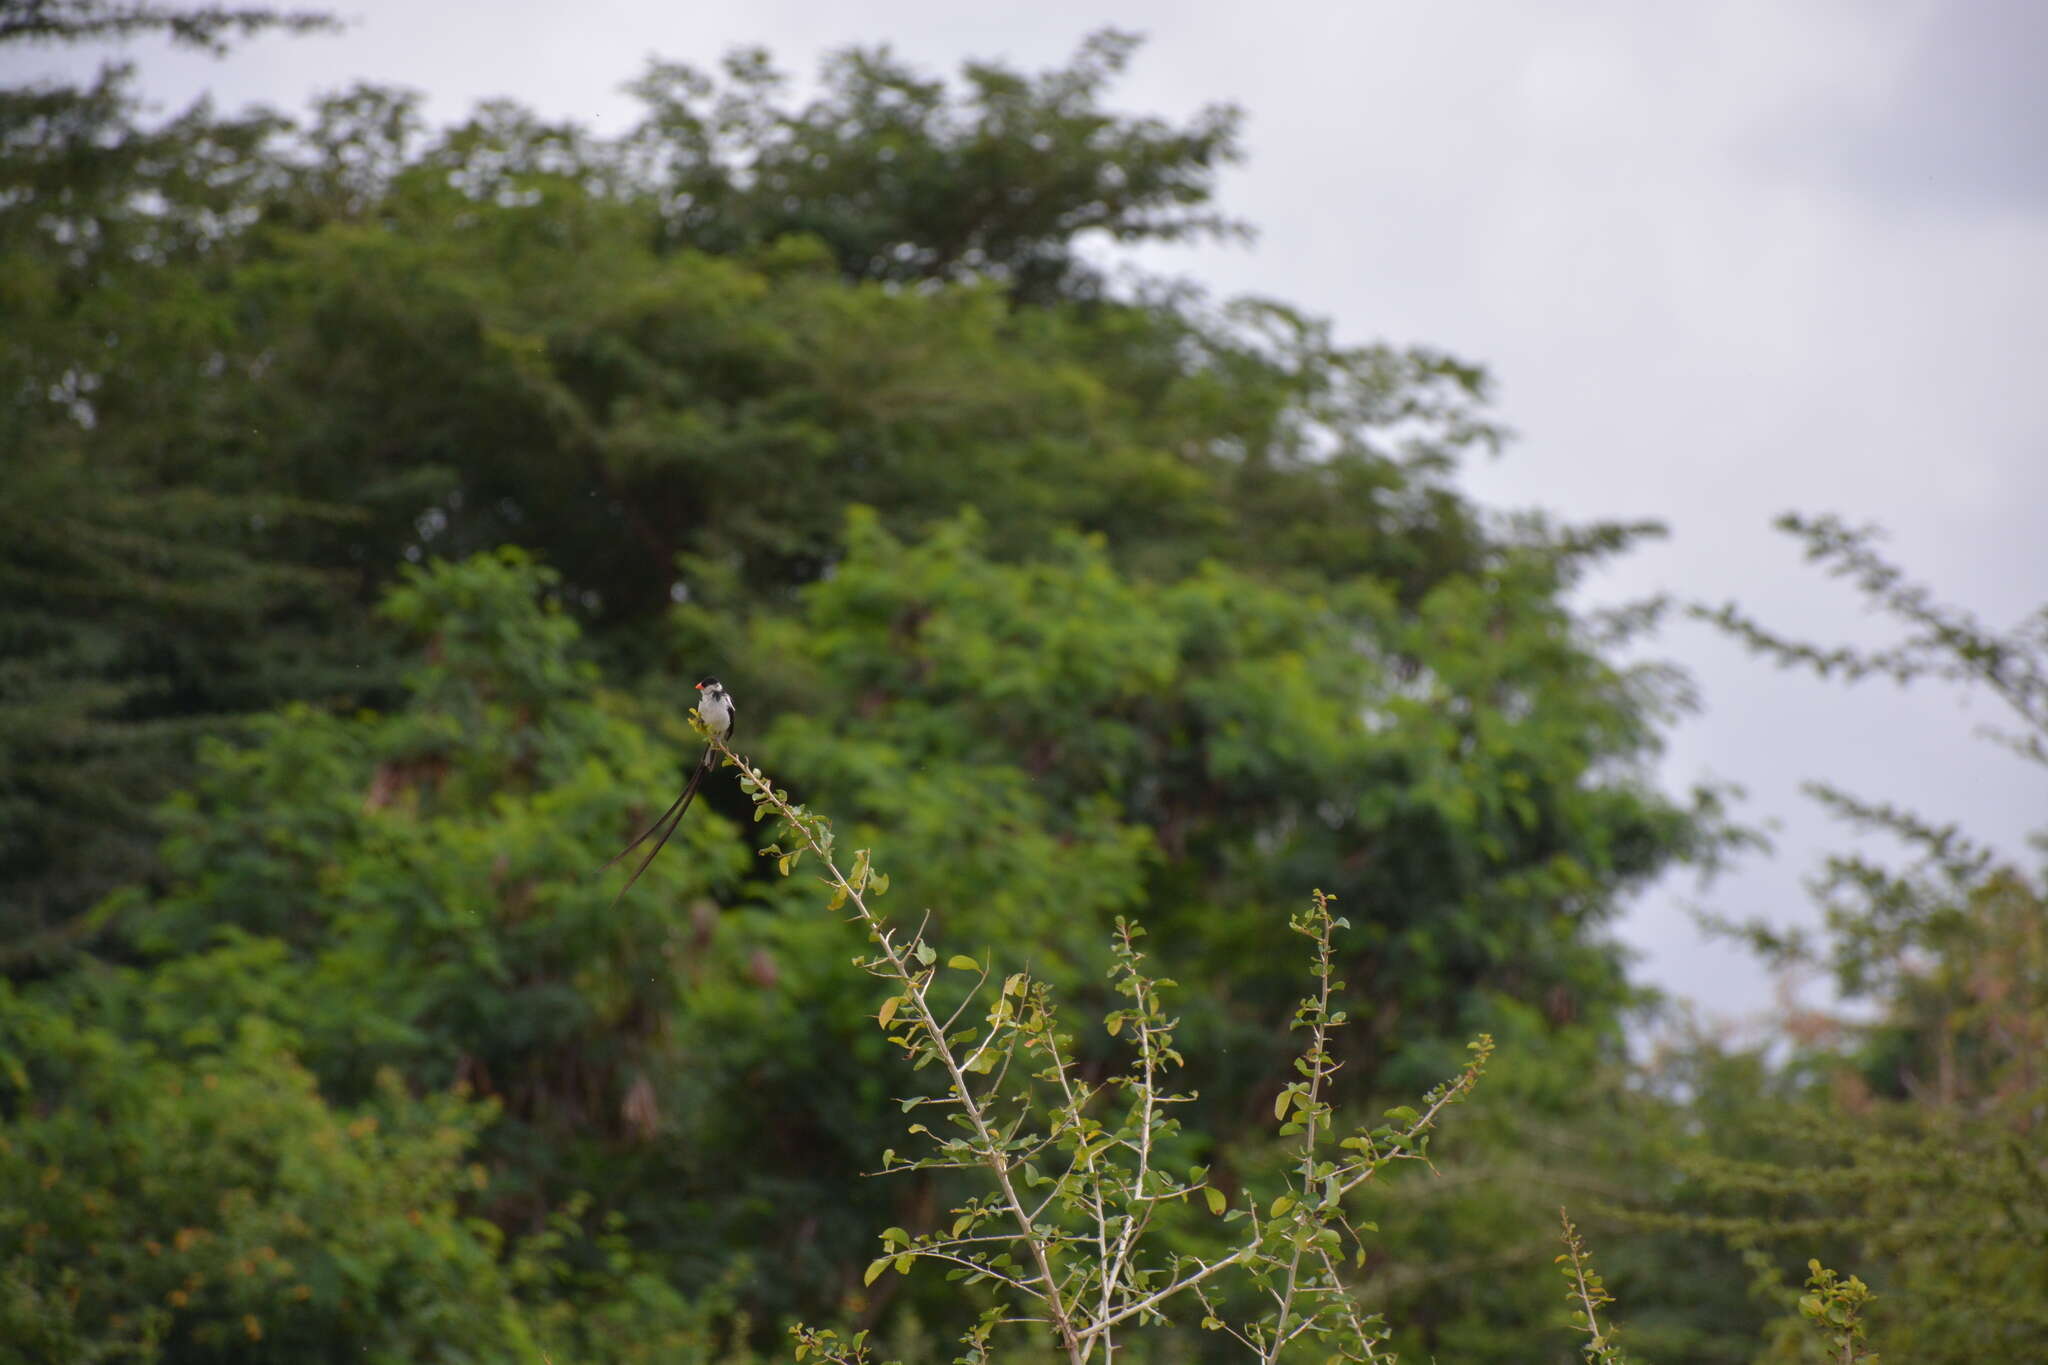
[[694, 682, 703, 690]]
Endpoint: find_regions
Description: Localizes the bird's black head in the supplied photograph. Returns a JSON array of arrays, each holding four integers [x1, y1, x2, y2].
[[695, 676, 723, 692]]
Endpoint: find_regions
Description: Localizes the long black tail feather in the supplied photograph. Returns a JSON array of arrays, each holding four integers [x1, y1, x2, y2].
[[602, 746, 712, 906]]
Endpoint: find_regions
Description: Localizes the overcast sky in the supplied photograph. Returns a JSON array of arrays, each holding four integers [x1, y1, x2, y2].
[[13, 0, 2045, 1025]]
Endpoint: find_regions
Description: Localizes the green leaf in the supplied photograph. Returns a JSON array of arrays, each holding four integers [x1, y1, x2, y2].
[[1270, 1194, 1294, 1217], [914, 943, 936, 967], [947, 954, 980, 971], [1205, 1187, 1226, 1215], [864, 1257, 890, 1286], [878, 996, 901, 1028]]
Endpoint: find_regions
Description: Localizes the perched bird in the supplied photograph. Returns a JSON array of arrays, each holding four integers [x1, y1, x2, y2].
[[603, 677, 735, 905]]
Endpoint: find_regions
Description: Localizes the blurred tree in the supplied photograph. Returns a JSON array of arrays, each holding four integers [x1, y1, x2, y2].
[[0, 0, 333, 52], [0, 8, 361, 950], [12, 525, 1731, 1352], [622, 30, 1244, 304], [0, 17, 1757, 1358], [1667, 517, 2048, 1363], [2, 552, 753, 1361], [0, 26, 1361, 948]]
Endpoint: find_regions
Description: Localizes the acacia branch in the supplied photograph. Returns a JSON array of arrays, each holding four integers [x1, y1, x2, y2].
[[716, 739, 1086, 1361]]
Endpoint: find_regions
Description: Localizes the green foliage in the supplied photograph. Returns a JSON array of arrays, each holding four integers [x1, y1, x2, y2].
[[0, 993, 503, 1361], [734, 734, 1494, 1363], [1668, 518, 2048, 1363], [0, 1, 337, 54], [0, 532, 1727, 1355], [723, 507, 1713, 1018], [622, 30, 1245, 302], [0, 46, 374, 942], [0, 25, 1518, 940], [1795, 1261, 1879, 1364], [1554, 1212, 1627, 1365], [668, 507, 1733, 1343], [0, 554, 779, 1360], [0, 16, 1785, 1359], [0, 975, 723, 1364], [123, 552, 752, 1142]]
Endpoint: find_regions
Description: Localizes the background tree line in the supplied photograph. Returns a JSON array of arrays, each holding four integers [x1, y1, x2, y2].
[[2, 5, 2042, 1360]]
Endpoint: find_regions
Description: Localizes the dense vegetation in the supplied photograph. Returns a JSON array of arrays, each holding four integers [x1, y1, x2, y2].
[[3, 8, 2042, 1361]]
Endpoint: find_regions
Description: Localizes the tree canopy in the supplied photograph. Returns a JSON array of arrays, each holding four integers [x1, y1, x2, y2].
[[8, 12, 2034, 1364], [1, 24, 1529, 941]]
